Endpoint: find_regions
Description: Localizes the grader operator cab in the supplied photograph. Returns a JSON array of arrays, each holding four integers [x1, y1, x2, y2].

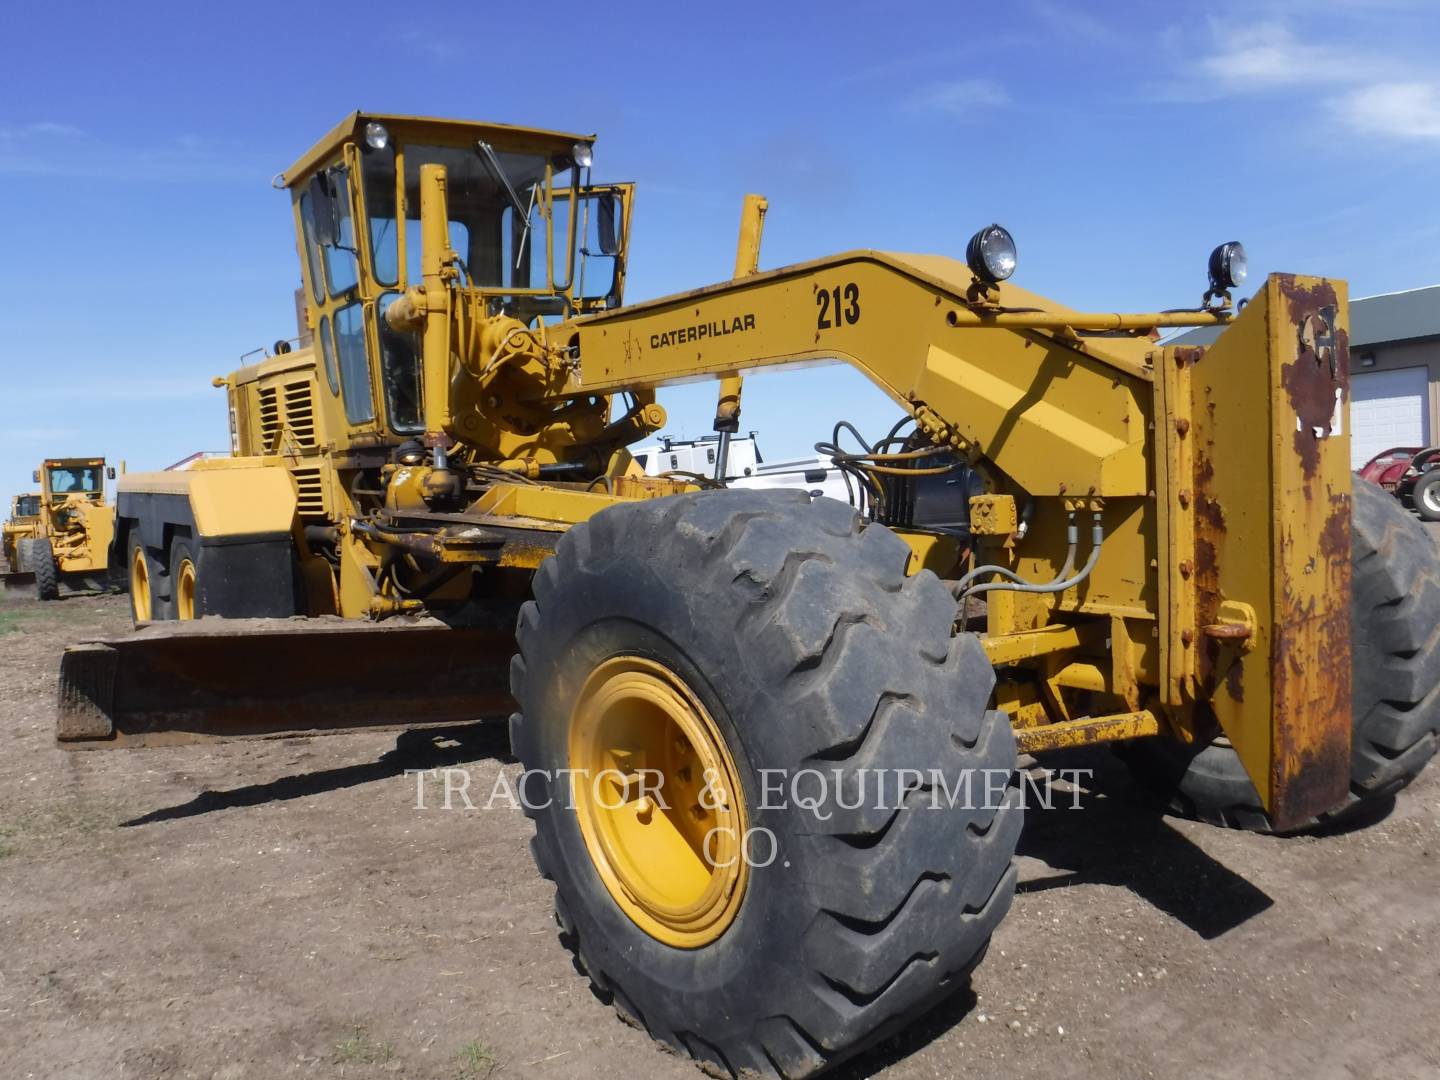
[[2, 458, 116, 599], [58, 113, 1440, 1079]]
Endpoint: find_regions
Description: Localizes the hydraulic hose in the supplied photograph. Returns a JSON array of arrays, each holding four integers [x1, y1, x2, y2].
[[949, 513, 1078, 598], [956, 513, 1103, 599]]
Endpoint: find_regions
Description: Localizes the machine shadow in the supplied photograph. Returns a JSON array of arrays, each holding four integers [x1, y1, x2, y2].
[[1014, 747, 1274, 940], [121, 722, 514, 827], [811, 749, 1278, 1078]]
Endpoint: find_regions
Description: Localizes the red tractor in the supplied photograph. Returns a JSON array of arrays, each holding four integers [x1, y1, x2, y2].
[[1359, 446, 1440, 522]]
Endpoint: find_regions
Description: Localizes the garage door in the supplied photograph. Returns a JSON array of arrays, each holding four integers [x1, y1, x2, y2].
[[1350, 366, 1430, 470]]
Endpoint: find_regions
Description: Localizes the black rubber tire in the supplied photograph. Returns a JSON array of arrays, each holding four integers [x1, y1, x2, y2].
[[1124, 478, 1440, 833], [126, 532, 159, 626], [510, 490, 1021, 1078], [165, 536, 203, 620], [1412, 469, 1440, 522], [24, 538, 59, 601]]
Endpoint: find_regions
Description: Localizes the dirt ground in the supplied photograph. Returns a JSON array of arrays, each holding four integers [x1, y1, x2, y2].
[[2, 573, 1438, 1080]]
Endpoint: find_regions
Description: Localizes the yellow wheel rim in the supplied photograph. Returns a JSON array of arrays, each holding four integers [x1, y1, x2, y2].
[[175, 558, 197, 621], [569, 655, 749, 948], [130, 545, 151, 622]]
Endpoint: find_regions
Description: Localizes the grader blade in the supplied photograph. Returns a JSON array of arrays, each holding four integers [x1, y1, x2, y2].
[[56, 616, 517, 748]]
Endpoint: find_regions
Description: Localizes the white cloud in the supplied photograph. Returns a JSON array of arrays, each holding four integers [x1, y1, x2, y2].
[[1332, 81, 1440, 139], [1154, 17, 1440, 145], [1197, 20, 1364, 93], [908, 80, 1010, 117]]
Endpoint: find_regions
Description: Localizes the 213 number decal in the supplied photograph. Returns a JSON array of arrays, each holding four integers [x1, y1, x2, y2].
[[816, 282, 860, 330]]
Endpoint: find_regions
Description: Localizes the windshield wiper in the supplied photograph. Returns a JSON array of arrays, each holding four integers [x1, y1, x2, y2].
[[476, 140, 536, 269]]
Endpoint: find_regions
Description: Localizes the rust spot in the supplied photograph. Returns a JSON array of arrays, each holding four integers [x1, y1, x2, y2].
[[1175, 418, 1191, 437], [1175, 346, 1204, 367], [1193, 433, 1230, 695], [1278, 277, 1350, 481], [1269, 478, 1353, 829]]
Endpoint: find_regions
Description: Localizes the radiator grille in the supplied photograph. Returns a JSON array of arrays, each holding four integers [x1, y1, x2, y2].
[[282, 379, 317, 448], [257, 386, 280, 451], [291, 466, 327, 520]]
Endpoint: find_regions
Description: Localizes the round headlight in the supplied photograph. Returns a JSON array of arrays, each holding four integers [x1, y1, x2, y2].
[[572, 141, 594, 169], [966, 224, 1017, 284], [363, 122, 390, 151], [1208, 241, 1247, 290]]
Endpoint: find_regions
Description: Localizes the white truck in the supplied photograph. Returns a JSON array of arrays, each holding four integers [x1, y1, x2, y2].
[[630, 434, 852, 501]]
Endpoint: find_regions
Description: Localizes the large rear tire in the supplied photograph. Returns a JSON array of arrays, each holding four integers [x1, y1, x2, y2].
[[21, 538, 59, 601], [510, 490, 1021, 1078], [1124, 478, 1440, 832], [166, 536, 203, 620]]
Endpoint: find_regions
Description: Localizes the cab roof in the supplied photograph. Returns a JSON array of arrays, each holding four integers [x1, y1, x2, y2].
[[280, 112, 596, 189]]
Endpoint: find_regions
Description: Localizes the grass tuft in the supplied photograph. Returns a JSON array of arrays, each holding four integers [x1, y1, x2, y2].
[[333, 1023, 394, 1066], [454, 1041, 497, 1079]]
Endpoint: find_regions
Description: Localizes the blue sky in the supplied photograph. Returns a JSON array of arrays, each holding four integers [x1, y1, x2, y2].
[[4, 0, 1439, 500]]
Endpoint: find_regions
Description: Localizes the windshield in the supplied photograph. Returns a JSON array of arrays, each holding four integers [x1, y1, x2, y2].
[[47, 466, 101, 495], [364, 143, 571, 293]]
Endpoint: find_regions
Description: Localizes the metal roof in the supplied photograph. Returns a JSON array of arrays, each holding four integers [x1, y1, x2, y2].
[[280, 112, 595, 188], [1172, 283, 1440, 349]]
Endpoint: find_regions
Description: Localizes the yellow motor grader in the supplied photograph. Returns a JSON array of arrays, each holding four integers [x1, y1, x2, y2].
[[2, 492, 42, 570], [2, 458, 116, 599], [57, 113, 1440, 1078]]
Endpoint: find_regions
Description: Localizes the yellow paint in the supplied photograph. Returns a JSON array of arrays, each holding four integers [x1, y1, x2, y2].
[[129, 543, 152, 622], [1015, 710, 1161, 753], [893, 529, 961, 577], [120, 459, 297, 537], [568, 655, 748, 948]]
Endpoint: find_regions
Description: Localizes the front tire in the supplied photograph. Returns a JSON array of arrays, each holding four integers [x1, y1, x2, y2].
[[1125, 479, 1440, 832], [21, 538, 59, 601], [510, 491, 1021, 1078]]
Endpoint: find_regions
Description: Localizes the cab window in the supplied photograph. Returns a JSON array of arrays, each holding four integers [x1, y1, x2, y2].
[[377, 292, 423, 433], [299, 192, 327, 302], [399, 144, 551, 290], [324, 166, 360, 298], [334, 303, 374, 424], [362, 145, 400, 287], [47, 466, 101, 494], [318, 314, 340, 397]]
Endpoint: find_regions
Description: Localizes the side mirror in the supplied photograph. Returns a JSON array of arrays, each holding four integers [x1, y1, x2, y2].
[[32, 470, 40, 484], [597, 195, 621, 256], [106, 467, 117, 481], [308, 172, 339, 248]]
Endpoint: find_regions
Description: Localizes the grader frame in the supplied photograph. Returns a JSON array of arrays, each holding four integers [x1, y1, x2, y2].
[[62, 113, 1350, 830]]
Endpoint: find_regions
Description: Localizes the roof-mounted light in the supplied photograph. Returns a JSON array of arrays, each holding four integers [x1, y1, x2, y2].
[[966, 224, 1017, 284], [1208, 241, 1247, 291], [572, 141, 594, 169], [363, 122, 390, 151]]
